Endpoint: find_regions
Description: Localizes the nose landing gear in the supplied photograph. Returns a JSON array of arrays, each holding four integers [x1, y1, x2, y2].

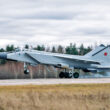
[[24, 62, 30, 74]]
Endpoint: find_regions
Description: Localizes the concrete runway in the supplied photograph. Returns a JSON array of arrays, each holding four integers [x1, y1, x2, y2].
[[0, 78, 110, 86]]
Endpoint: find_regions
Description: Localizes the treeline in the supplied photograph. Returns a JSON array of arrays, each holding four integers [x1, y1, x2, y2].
[[0, 43, 93, 55]]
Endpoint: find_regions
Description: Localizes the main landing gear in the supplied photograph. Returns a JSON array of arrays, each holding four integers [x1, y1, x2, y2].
[[59, 68, 79, 79], [59, 72, 79, 78], [59, 72, 73, 78]]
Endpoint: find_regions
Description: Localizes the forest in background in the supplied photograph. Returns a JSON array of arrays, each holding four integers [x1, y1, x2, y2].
[[0, 43, 93, 55]]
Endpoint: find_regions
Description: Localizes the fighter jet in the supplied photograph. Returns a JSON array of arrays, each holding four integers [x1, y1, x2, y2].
[[0, 44, 109, 78]]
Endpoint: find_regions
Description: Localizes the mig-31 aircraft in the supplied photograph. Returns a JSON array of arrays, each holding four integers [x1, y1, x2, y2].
[[0, 44, 109, 78]]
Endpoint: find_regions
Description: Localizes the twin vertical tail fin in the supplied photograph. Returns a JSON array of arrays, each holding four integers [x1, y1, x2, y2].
[[85, 45, 110, 63]]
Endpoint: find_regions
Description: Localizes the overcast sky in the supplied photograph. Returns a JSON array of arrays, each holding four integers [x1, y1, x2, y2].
[[0, 0, 110, 48]]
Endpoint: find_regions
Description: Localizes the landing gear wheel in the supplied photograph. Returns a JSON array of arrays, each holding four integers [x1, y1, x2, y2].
[[24, 69, 30, 74], [73, 72, 79, 78], [59, 72, 64, 78]]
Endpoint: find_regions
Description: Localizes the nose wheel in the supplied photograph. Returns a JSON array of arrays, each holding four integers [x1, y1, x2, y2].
[[24, 69, 30, 74]]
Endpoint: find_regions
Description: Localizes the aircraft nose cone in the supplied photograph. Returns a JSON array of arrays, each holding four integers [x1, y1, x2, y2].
[[0, 53, 7, 60]]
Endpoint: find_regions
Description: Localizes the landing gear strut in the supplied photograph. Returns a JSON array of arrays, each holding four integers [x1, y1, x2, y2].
[[24, 62, 30, 74]]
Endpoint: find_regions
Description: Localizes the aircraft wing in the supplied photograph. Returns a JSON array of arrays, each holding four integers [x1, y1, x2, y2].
[[54, 55, 100, 65], [25, 52, 100, 66]]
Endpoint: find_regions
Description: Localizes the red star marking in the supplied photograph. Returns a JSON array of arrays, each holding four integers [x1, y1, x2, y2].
[[104, 52, 108, 56]]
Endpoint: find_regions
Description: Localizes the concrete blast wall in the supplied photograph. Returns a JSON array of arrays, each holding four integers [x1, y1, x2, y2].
[[0, 61, 59, 79]]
